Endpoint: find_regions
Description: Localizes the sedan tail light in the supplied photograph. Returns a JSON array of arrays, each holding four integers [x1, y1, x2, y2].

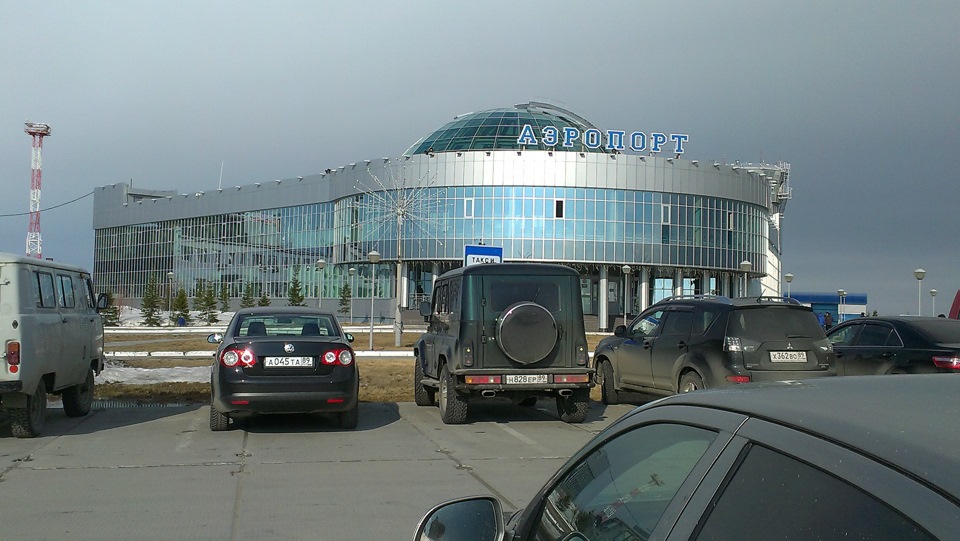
[[221, 347, 256, 368], [322, 348, 354, 366], [932, 355, 960, 370]]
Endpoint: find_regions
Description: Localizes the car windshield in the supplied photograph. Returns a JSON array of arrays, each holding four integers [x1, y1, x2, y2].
[[727, 307, 825, 339], [235, 314, 339, 337], [910, 319, 960, 343]]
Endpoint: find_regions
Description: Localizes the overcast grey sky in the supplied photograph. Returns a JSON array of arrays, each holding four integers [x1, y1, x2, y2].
[[2, 1, 957, 316]]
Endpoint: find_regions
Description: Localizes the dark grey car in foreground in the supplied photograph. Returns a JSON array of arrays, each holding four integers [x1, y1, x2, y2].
[[416, 375, 960, 540], [208, 307, 359, 431]]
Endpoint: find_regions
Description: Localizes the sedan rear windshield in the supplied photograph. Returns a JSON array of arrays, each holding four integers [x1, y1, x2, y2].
[[727, 307, 825, 339], [235, 314, 340, 337]]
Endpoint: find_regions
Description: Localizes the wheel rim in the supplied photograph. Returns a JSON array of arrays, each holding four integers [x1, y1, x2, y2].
[[439, 369, 448, 414]]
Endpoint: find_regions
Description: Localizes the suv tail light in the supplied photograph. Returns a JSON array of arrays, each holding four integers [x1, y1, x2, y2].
[[933, 355, 960, 370], [724, 337, 743, 352], [322, 348, 354, 366], [6, 341, 20, 373], [576, 342, 588, 366], [463, 341, 475, 367], [220, 347, 256, 368]]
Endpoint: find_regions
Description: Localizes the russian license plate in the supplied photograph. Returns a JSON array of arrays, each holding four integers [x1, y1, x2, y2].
[[264, 356, 314, 368], [769, 351, 807, 363], [505, 374, 549, 385]]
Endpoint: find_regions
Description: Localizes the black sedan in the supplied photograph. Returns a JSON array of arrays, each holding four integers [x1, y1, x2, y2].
[[208, 307, 359, 431], [826, 316, 960, 375], [415, 375, 960, 540]]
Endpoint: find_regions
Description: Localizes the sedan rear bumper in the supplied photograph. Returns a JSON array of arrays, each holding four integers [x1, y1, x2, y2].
[[213, 370, 359, 416]]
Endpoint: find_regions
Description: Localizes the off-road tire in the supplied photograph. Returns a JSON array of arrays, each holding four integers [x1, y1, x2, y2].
[[496, 301, 558, 364], [438, 365, 468, 424], [414, 359, 436, 406], [557, 388, 590, 423], [678, 371, 705, 393], [11, 381, 47, 438], [599, 360, 620, 405], [62, 368, 95, 417], [338, 402, 359, 430], [209, 403, 230, 431]]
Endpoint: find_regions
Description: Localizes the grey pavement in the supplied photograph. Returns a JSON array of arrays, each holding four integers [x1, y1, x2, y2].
[[0, 399, 640, 540]]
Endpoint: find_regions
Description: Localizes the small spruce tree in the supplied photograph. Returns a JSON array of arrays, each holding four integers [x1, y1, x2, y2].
[[287, 267, 305, 306], [200, 282, 219, 324], [141, 274, 162, 326], [240, 281, 257, 308], [338, 282, 352, 318], [219, 282, 230, 312], [258, 292, 271, 307], [172, 287, 191, 325], [101, 290, 121, 327]]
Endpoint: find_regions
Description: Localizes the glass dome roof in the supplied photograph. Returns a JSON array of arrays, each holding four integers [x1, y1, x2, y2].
[[404, 102, 610, 155]]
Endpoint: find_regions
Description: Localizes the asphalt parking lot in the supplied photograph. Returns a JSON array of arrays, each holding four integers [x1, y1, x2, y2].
[[0, 399, 639, 540]]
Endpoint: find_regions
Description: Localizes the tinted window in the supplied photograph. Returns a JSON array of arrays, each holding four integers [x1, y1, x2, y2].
[[857, 324, 896, 347], [694, 445, 933, 540], [728, 307, 823, 340], [692, 308, 721, 335], [533, 423, 717, 541], [662, 310, 693, 335], [235, 314, 338, 337], [488, 279, 560, 312]]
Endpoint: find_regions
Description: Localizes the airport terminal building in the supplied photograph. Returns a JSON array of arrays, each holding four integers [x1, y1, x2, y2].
[[92, 101, 792, 330]]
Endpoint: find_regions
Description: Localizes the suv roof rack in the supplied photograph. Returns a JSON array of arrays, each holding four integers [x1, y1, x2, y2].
[[734, 296, 803, 306], [654, 294, 734, 305]]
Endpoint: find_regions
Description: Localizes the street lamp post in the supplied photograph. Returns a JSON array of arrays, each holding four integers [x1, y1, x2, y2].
[[348, 267, 356, 324], [739, 260, 752, 297], [930, 289, 937, 316], [621, 265, 632, 323], [784, 272, 794, 299], [914, 268, 926, 315], [166, 271, 174, 315], [368, 250, 381, 351], [315, 259, 326, 309], [838, 289, 846, 323]]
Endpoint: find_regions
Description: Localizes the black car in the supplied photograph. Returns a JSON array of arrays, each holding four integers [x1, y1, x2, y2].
[[827, 316, 960, 375], [208, 307, 359, 431], [593, 295, 833, 401], [415, 375, 960, 540]]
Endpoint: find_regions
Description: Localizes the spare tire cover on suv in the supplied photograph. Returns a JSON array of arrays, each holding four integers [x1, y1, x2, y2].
[[496, 301, 558, 364]]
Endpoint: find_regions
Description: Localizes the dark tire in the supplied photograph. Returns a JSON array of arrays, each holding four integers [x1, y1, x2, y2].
[[599, 360, 620, 405], [414, 359, 436, 406], [11, 381, 47, 438], [678, 371, 705, 393], [496, 301, 558, 364], [209, 401, 230, 432], [557, 389, 590, 423], [438, 365, 468, 425], [338, 402, 359, 430], [62, 368, 95, 417], [518, 396, 538, 408]]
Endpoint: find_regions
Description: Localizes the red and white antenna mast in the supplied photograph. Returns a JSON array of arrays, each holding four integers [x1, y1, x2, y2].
[[24, 122, 51, 259]]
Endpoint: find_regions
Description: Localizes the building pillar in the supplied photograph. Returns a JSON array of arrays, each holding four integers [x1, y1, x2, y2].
[[674, 268, 683, 297], [703, 270, 712, 295], [639, 266, 650, 312], [599, 266, 609, 332]]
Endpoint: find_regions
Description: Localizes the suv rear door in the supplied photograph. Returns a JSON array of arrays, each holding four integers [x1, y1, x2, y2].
[[727, 306, 828, 372]]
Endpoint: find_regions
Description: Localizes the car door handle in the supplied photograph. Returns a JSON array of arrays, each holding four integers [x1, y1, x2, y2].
[[881, 352, 895, 358], [643, 340, 653, 350], [677, 341, 687, 349]]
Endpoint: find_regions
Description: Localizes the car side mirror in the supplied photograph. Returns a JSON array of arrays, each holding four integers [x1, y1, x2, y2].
[[614, 325, 627, 337], [414, 496, 503, 541], [345, 332, 354, 343], [96, 293, 109, 311], [207, 333, 223, 344], [419, 301, 431, 319]]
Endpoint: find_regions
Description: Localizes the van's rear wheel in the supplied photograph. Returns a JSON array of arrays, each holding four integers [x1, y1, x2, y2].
[[438, 365, 468, 424], [557, 389, 590, 423], [62, 368, 95, 417], [10, 381, 47, 438]]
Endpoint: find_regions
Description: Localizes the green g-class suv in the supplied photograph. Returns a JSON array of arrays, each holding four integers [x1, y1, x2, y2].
[[413, 263, 593, 424]]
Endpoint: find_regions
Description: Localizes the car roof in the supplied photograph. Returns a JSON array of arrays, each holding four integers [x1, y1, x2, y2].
[[439, 262, 578, 279], [635, 375, 960, 497], [233, 306, 339, 318]]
